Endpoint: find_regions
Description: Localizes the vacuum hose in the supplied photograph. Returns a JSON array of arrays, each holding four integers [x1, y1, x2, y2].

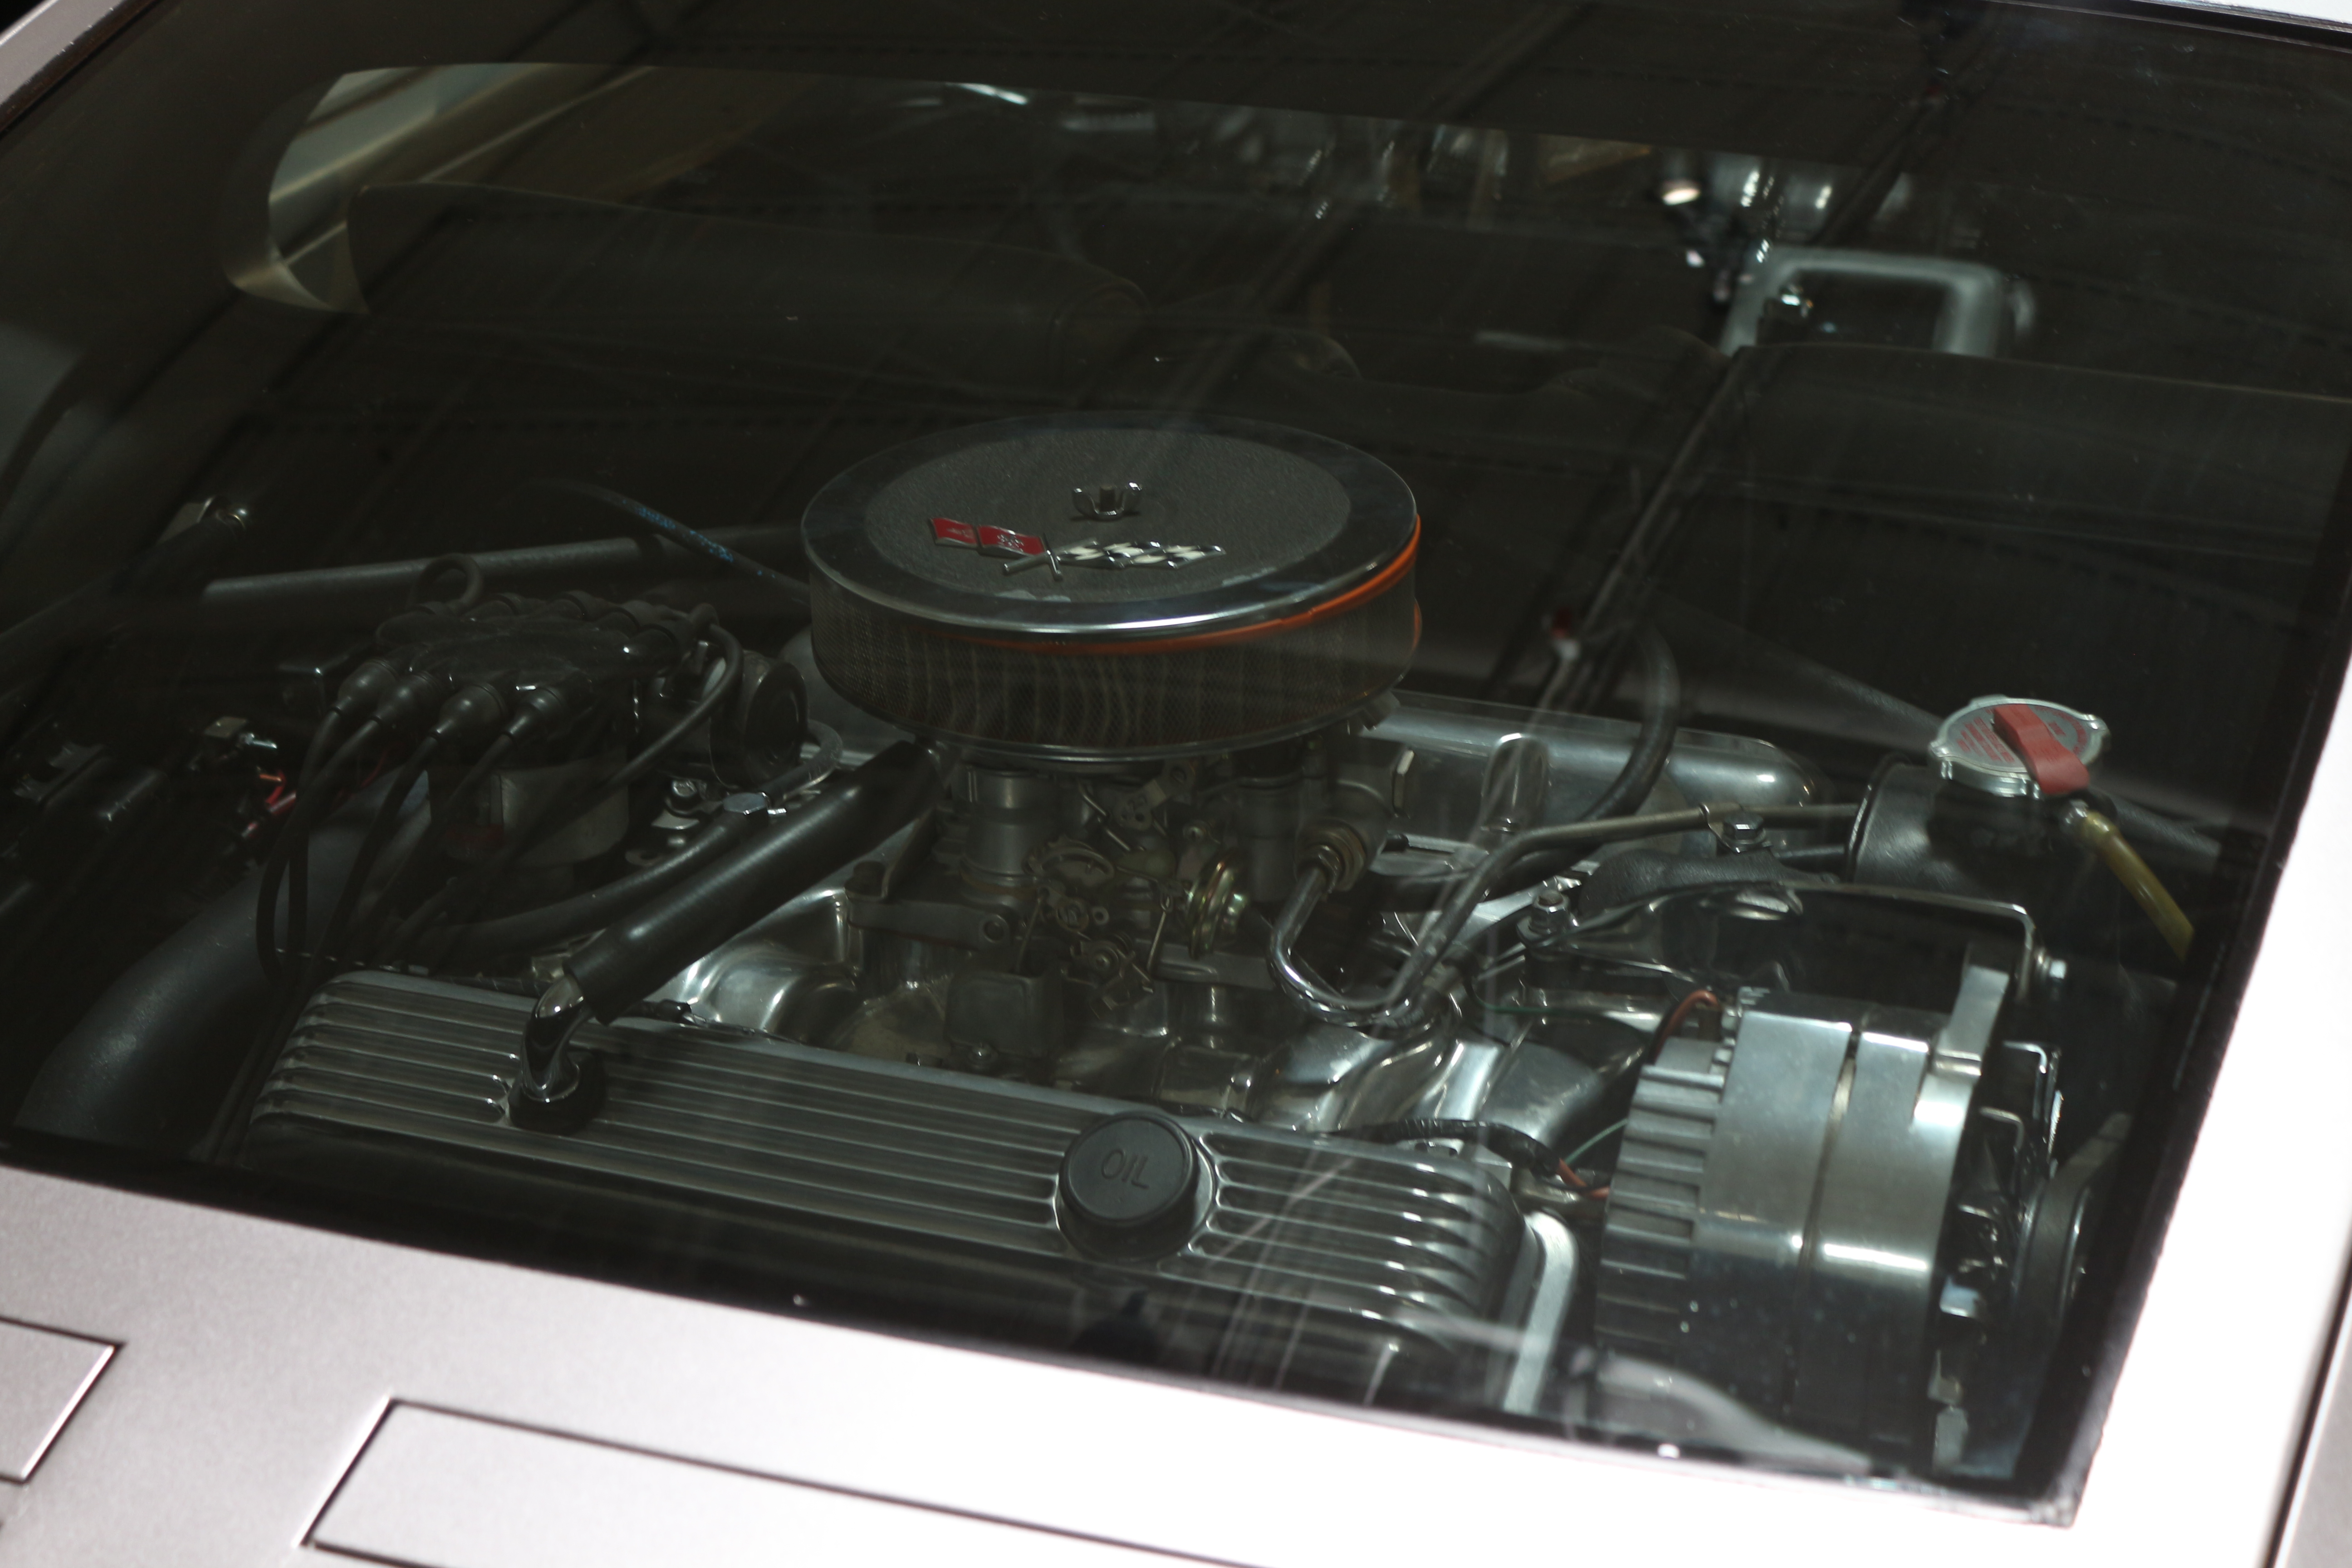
[[1371, 625, 1685, 911]]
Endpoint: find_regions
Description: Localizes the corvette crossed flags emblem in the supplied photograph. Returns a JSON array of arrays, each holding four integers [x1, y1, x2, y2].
[[928, 516, 1223, 582]]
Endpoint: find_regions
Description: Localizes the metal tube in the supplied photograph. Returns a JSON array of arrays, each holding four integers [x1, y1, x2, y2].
[[512, 973, 602, 1133], [1266, 801, 1859, 1029], [140, 526, 804, 636], [1268, 856, 1352, 1020], [0, 498, 249, 687]]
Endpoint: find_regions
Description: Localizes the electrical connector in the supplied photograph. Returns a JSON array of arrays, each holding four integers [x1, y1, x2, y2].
[[368, 669, 454, 738], [430, 681, 510, 749]]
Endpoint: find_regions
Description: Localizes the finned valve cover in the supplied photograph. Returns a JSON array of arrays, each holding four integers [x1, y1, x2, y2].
[[802, 412, 1419, 760]]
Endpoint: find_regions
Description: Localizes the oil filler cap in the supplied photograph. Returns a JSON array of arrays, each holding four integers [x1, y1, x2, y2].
[[1059, 1112, 1201, 1254]]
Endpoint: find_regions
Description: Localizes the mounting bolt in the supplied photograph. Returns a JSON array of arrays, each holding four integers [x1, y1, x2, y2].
[[1527, 876, 1574, 940]]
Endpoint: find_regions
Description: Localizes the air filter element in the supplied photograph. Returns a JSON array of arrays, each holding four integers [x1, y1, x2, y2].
[[803, 412, 1418, 760]]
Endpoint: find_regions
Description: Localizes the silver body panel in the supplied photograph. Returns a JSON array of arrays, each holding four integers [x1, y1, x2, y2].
[[0, 0, 2349, 1563], [0, 1318, 109, 1482], [310, 1405, 1188, 1568]]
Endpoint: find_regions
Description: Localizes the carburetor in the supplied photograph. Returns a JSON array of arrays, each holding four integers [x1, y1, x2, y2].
[[796, 408, 1422, 1081]]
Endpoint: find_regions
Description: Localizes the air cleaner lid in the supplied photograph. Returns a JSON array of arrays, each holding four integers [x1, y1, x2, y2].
[[801, 411, 1416, 643]]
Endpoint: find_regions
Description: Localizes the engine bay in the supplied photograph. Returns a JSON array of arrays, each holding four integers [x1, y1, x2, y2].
[[3, 403, 2216, 1484], [0, 3, 2344, 1502]]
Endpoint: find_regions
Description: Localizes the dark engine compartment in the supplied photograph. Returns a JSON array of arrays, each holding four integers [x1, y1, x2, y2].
[[0, 2, 2343, 1504]]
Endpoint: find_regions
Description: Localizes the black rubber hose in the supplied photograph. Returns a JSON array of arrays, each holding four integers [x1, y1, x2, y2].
[[1580, 630, 1675, 823], [255, 720, 382, 978], [16, 780, 392, 1152], [1370, 626, 1685, 911], [436, 810, 759, 962], [516, 481, 801, 593], [1573, 844, 1824, 909], [377, 631, 745, 965], [296, 710, 345, 791], [2104, 795, 2222, 877], [428, 726, 845, 963], [343, 734, 518, 965], [1575, 625, 1682, 822], [300, 737, 441, 992], [1353, 1118, 1564, 1176], [1488, 624, 1682, 898], [587, 625, 742, 808], [406, 553, 486, 611], [566, 741, 938, 1021]]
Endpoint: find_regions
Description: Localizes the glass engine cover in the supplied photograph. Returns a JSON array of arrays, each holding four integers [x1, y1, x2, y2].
[[0, 0, 2342, 1514]]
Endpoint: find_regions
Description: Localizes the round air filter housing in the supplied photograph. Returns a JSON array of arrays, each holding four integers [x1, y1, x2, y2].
[[803, 412, 1418, 761]]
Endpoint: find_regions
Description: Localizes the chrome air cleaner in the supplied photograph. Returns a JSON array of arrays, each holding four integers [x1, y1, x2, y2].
[[802, 412, 1419, 760]]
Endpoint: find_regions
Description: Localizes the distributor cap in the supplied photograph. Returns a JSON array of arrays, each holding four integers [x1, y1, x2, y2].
[[358, 594, 700, 753], [373, 597, 694, 687]]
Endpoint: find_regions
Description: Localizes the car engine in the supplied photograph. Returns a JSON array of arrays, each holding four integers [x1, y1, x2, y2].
[[10, 410, 2197, 1481]]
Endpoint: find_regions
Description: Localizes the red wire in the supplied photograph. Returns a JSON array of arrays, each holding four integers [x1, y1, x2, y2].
[[1546, 994, 1723, 1199], [1651, 988, 1724, 1055], [258, 769, 297, 818]]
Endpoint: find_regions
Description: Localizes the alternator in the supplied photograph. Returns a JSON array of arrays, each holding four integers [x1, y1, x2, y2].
[[1595, 956, 2045, 1467]]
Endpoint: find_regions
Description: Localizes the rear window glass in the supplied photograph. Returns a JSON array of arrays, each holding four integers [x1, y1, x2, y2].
[[0, 0, 2344, 1505]]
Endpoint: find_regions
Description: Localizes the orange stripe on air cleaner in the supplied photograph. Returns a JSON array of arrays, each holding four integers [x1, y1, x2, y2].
[[949, 516, 1421, 658]]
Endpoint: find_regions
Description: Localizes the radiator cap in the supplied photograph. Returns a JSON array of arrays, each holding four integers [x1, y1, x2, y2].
[[1931, 695, 2107, 799]]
